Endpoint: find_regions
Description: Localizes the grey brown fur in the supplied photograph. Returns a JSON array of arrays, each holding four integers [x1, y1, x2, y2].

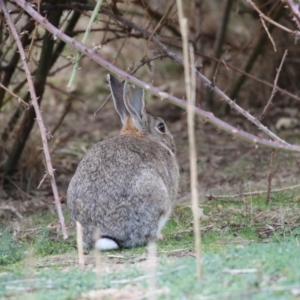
[[67, 75, 179, 249]]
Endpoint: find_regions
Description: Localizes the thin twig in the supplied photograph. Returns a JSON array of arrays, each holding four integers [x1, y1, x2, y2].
[[37, 172, 48, 189], [166, 41, 300, 102], [0, 205, 23, 219], [247, 0, 298, 35], [176, 0, 201, 280], [27, 23, 38, 61], [13, 1, 300, 154], [46, 82, 85, 103], [261, 50, 288, 119], [0, 82, 29, 108], [260, 17, 276, 52], [265, 149, 277, 204], [129, 54, 167, 75], [50, 99, 72, 135], [94, 94, 111, 115], [1, 0, 67, 239]]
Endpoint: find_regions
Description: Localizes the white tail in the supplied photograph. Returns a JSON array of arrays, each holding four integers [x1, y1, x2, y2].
[[95, 238, 119, 250]]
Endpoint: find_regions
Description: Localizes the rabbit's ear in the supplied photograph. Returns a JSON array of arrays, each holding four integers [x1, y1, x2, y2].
[[107, 74, 128, 124], [123, 81, 145, 130]]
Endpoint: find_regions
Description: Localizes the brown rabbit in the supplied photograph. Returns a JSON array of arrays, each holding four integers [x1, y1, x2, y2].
[[67, 75, 179, 250]]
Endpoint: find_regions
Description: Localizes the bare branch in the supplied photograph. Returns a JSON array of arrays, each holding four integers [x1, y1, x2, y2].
[[247, 0, 299, 35], [1, 0, 68, 239], [12, 0, 300, 154], [106, 8, 289, 146]]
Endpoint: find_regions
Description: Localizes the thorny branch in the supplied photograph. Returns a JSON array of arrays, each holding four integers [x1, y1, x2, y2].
[[11, 0, 300, 154], [105, 8, 288, 145], [1, 0, 68, 239], [284, 0, 300, 30], [247, 0, 300, 36], [11, 1, 297, 144]]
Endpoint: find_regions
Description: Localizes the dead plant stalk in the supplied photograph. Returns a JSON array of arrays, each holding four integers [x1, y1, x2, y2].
[[76, 221, 84, 267], [176, 0, 202, 280], [266, 150, 277, 204], [1, 0, 68, 239]]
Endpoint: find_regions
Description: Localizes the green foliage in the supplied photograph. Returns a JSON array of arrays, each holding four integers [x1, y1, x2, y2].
[[33, 228, 76, 256], [0, 231, 24, 266]]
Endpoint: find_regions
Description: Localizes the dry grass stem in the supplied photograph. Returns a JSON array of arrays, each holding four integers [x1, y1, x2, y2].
[[176, 0, 202, 280], [223, 268, 257, 274], [265, 150, 277, 205], [1, 0, 68, 239], [147, 241, 158, 300], [94, 229, 102, 290], [248, 182, 253, 225], [76, 221, 85, 268], [260, 17, 276, 52], [261, 50, 288, 119]]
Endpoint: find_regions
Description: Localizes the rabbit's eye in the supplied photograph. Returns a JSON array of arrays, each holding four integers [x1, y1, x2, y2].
[[157, 122, 166, 133]]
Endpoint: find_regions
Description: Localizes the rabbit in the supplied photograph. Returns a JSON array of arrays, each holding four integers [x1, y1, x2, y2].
[[67, 74, 179, 250]]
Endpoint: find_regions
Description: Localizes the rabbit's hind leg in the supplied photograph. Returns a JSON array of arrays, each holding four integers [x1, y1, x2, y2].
[[156, 209, 172, 240]]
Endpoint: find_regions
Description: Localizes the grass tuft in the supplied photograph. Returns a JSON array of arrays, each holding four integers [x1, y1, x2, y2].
[[0, 231, 24, 266]]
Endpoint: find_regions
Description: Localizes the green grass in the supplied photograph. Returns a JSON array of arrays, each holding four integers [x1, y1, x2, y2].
[[1, 238, 299, 299], [0, 232, 25, 266], [0, 192, 299, 299]]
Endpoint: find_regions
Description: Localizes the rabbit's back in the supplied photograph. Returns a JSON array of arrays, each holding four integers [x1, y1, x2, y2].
[[67, 134, 179, 248]]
